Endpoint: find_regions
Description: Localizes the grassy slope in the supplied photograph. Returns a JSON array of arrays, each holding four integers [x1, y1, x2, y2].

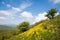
[[9, 15, 60, 40]]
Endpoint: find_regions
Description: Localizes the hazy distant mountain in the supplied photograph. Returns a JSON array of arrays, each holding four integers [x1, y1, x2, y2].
[[0, 25, 16, 30]]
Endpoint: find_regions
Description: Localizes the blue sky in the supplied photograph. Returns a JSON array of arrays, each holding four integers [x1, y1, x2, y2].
[[0, 0, 60, 25]]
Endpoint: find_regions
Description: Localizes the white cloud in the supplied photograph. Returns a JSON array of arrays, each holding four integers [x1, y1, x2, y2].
[[12, 7, 21, 12], [0, 1, 33, 25], [50, 0, 60, 4], [33, 12, 60, 24], [0, 10, 11, 16], [1, 1, 32, 16], [1, 0, 32, 13], [33, 12, 47, 24], [11, 1, 32, 12], [20, 11, 33, 18], [0, 17, 6, 19]]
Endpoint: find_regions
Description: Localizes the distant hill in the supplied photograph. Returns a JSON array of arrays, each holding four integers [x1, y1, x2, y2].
[[0, 25, 16, 30], [9, 15, 60, 40]]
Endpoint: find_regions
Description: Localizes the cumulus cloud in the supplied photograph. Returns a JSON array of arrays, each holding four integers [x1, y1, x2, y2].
[[20, 11, 33, 18], [33, 12, 47, 24], [50, 0, 60, 4], [33, 12, 60, 24]]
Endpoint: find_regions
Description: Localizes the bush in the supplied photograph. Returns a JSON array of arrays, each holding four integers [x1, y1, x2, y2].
[[17, 21, 30, 33]]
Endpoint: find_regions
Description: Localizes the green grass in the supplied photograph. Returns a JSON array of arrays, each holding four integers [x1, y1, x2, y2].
[[8, 15, 60, 40]]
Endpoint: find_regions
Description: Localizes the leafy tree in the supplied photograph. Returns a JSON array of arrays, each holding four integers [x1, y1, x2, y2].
[[45, 8, 57, 19], [17, 21, 30, 32]]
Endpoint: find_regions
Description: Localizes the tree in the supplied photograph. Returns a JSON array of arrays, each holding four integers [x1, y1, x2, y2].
[[17, 21, 30, 33], [45, 8, 57, 19]]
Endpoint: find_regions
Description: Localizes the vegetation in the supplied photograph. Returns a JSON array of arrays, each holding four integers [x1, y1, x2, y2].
[[17, 21, 30, 33], [0, 8, 60, 40], [45, 8, 57, 19], [9, 14, 60, 40], [0, 30, 18, 40], [0, 25, 18, 40]]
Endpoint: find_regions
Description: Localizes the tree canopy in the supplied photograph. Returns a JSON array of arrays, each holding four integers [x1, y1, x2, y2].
[[45, 8, 57, 19]]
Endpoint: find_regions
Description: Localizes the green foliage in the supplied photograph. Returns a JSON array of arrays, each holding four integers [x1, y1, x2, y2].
[[45, 8, 57, 19], [17, 21, 30, 32]]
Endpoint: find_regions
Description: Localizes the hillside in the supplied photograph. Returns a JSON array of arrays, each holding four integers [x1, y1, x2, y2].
[[9, 15, 60, 40]]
